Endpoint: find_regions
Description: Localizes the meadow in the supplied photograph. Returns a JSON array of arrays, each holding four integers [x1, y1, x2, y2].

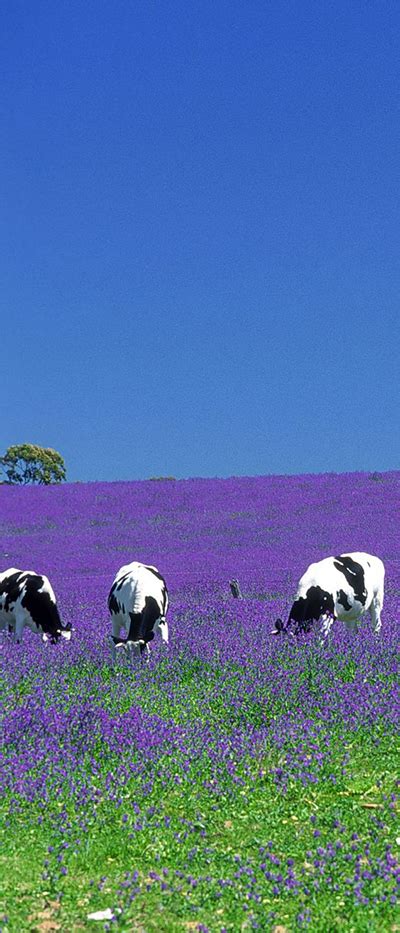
[[0, 472, 398, 932]]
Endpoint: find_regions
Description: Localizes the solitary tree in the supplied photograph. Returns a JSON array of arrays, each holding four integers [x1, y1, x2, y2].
[[0, 444, 66, 485]]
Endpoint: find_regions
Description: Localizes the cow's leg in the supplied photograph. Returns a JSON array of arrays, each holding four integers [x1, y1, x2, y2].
[[14, 611, 25, 643], [126, 612, 143, 660], [369, 596, 382, 634], [127, 640, 143, 660], [110, 638, 129, 663], [140, 642, 151, 663], [127, 612, 142, 642], [154, 617, 169, 648], [109, 637, 117, 663], [111, 614, 123, 639], [319, 613, 333, 645], [344, 619, 359, 635], [110, 614, 128, 662], [134, 598, 160, 662]]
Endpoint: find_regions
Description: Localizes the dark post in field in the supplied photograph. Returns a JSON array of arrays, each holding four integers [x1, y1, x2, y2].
[[229, 579, 242, 599]]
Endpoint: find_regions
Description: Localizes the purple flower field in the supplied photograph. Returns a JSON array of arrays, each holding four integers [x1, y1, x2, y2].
[[0, 471, 398, 931]]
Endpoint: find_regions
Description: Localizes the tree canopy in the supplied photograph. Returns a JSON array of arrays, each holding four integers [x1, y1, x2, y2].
[[0, 444, 66, 485]]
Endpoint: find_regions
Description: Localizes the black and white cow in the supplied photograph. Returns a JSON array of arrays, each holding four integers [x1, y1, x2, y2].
[[0, 568, 72, 643], [108, 561, 169, 660], [273, 552, 384, 640]]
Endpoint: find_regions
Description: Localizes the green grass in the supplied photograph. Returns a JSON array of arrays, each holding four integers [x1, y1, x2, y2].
[[0, 655, 398, 932], [0, 728, 398, 931]]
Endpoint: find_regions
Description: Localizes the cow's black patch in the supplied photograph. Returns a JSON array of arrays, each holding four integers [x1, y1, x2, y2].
[[108, 584, 121, 615], [145, 566, 168, 613], [288, 586, 334, 633], [128, 596, 160, 644], [140, 596, 160, 644], [19, 574, 62, 638], [127, 611, 142, 642], [333, 555, 367, 605], [142, 595, 162, 643], [337, 589, 352, 611], [0, 571, 25, 612]]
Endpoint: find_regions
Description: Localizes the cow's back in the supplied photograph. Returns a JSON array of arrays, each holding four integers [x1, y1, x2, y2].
[[109, 562, 167, 617], [297, 552, 384, 611]]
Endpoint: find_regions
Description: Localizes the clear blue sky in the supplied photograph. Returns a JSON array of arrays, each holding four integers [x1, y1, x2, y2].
[[2, 1, 399, 481]]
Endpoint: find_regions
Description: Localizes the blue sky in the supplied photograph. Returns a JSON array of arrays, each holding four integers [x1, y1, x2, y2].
[[2, 1, 399, 481]]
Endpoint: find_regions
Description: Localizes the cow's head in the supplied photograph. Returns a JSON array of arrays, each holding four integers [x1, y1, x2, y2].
[[42, 608, 73, 643], [271, 617, 286, 635], [59, 620, 72, 641], [42, 621, 72, 644], [272, 586, 335, 637], [21, 575, 72, 644], [271, 613, 312, 637]]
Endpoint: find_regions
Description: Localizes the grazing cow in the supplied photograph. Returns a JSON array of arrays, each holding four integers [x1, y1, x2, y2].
[[273, 552, 384, 640], [108, 561, 169, 660], [0, 568, 72, 643]]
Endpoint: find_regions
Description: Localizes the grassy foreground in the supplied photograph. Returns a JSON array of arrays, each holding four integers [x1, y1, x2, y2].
[[0, 654, 398, 933]]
